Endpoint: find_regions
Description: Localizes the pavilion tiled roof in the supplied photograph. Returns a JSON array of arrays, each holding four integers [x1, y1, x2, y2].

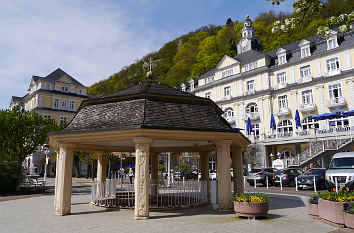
[[62, 81, 236, 133]]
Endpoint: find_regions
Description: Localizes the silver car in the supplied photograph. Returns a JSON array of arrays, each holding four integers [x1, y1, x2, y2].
[[326, 152, 354, 188], [247, 168, 277, 186]]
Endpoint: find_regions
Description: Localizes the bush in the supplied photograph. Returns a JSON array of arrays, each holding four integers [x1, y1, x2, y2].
[[232, 192, 271, 203], [308, 193, 320, 204], [318, 190, 354, 202], [0, 150, 21, 194]]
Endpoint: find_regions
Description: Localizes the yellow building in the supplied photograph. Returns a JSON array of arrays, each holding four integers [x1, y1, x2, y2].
[[10, 68, 91, 125], [182, 16, 354, 169], [10, 68, 92, 176]]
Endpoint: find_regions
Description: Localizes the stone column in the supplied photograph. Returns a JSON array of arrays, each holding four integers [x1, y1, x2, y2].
[[215, 140, 232, 210], [231, 147, 244, 195], [263, 95, 271, 136], [55, 146, 73, 216], [97, 153, 107, 183], [199, 151, 210, 196], [150, 152, 159, 185], [133, 137, 152, 220], [257, 97, 264, 136]]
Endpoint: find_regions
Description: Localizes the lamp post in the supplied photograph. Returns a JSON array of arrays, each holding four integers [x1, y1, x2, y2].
[[42, 145, 50, 185]]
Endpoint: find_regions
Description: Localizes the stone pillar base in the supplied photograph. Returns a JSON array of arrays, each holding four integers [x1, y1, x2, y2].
[[135, 216, 149, 220]]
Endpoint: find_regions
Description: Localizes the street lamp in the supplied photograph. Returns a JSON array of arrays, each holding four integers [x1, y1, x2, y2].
[[42, 144, 50, 185]]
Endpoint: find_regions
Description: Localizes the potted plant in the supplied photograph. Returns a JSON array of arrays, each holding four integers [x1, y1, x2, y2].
[[318, 190, 354, 227], [344, 202, 354, 229], [308, 193, 320, 219], [232, 192, 270, 218]]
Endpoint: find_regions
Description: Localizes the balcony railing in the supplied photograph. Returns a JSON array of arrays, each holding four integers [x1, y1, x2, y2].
[[298, 75, 313, 83], [245, 89, 255, 95], [327, 97, 346, 108], [275, 82, 287, 89], [275, 107, 291, 116], [224, 116, 235, 123], [299, 102, 316, 112], [243, 112, 260, 120]]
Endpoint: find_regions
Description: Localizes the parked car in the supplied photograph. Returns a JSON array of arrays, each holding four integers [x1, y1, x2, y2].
[[326, 152, 354, 190], [273, 168, 303, 186], [297, 168, 326, 190], [247, 168, 277, 186], [182, 172, 198, 179], [173, 171, 182, 180]]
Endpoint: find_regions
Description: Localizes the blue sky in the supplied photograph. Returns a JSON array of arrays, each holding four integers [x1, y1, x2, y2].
[[0, 0, 294, 110]]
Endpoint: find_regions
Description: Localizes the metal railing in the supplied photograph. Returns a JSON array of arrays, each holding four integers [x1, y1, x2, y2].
[[91, 179, 208, 209]]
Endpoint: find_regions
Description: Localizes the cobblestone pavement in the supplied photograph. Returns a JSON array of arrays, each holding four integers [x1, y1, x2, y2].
[[0, 178, 343, 233]]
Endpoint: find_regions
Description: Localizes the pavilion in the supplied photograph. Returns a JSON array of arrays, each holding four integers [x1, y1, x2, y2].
[[49, 80, 249, 219]]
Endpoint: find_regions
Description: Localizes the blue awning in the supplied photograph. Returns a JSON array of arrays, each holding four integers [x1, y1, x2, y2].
[[343, 110, 354, 116], [310, 113, 344, 120]]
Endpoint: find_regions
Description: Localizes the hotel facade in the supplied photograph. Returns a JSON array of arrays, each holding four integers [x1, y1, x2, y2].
[[182, 17, 354, 169], [10, 68, 91, 176]]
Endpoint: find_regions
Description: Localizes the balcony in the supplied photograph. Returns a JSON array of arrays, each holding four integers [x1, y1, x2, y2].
[[275, 107, 291, 116], [297, 75, 313, 84], [244, 89, 255, 96], [327, 97, 346, 108], [243, 112, 260, 121], [275, 82, 287, 90], [299, 102, 316, 112], [223, 95, 232, 101], [325, 69, 341, 77]]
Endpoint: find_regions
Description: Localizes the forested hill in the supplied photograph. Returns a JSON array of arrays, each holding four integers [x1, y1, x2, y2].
[[88, 0, 353, 95]]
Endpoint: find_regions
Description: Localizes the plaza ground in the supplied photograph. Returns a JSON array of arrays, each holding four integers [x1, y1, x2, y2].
[[0, 178, 351, 233]]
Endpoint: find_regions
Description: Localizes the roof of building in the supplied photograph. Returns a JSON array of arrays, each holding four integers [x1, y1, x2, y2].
[[11, 96, 23, 102], [32, 68, 86, 87], [233, 50, 266, 63], [61, 81, 237, 134]]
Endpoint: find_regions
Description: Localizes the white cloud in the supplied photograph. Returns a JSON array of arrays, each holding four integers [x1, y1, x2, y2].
[[0, 0, 162, 109]]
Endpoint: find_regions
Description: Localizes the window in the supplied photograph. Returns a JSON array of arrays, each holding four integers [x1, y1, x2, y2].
[[62, 99, 67, 109], [277, 72, 287, 84], [300, 65, 311, 78], [329, 112, 349, 128], [301, 46, 311, 58], [224, 108, 234, 120], [205, 92, 211, 99], [244, 61, 257, 72], [278, 95, 288, 109], [246, 80, 254, 91], [222, 69, 233, 78], [327, 38, 337, 50], [62, 86, 69, 92], [326, 57, 339, 72], [301, 90, 313, 104], [60, 116, 68, 125], [329, 84, 342, 98], [246, 103, 258, 113], [224, 86, 231, 97], [252, 124, 260, 138], [277, 119, 293, 134], [302, 117, 319, 130], [69, 100, 75, 110], [204, 77, 214, 84], [278, 54, 286, 65], [43, 115, 52, 119], [279, 149, 294, 159], [77, 89, 83, 95], [45, 83, 50, 90], [54, 98, 59, 108]]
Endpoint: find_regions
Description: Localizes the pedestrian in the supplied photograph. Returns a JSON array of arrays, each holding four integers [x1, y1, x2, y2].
[[121, 168, 125, 181], [128, 168, 134, 184]]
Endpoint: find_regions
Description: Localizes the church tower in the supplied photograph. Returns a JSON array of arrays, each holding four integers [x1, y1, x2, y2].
[[237, 15, 262, 54]]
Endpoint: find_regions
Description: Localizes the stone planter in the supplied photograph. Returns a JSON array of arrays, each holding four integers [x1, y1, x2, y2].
[[345, 213, 354, 229], [234, 201, 269, 218], [318, 198, 345, 227], [308, 203, 319, 219]]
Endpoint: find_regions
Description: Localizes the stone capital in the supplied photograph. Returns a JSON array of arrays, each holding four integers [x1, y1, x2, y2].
[[290, 90, 298, 95], [133, 137, 152, 145], [315, 84, 324, 89], [215, 140, 232, 147]]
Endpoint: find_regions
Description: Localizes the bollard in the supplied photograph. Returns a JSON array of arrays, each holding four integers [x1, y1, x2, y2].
[[335, 177, 338, 193], [280, 176, 283, 191], [254, 176, 257, 189], [295, 177, 298, 191], [313, 177, 317, 193], [244, 176, 246, 189], [266, 176, 269, 190], [183, 177, 185, 186]]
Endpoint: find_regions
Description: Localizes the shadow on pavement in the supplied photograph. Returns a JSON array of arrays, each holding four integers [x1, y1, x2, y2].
[[269, 193, 306, 210]]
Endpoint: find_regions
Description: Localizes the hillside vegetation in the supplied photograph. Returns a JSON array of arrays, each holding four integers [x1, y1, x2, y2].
[[88, 0, 353, 95]]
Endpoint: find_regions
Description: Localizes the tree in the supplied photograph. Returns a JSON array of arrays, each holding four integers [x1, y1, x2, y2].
[[226, 18, 233, 26], [0, 108, 58, 186], [244, 144, 258, 168]]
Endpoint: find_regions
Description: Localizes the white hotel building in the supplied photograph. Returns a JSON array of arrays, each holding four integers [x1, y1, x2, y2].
[[182, 17, 354, 168]]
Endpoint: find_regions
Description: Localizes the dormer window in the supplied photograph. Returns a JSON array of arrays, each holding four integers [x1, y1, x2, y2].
[[278, 54, 287, 65], [244, 61, 257, 72], [327, 38, 338, 50], [301, 46, 311, 58], [181, 83, 186, 92], [62, 86, 69, 92], [189, 80, 195, 91], [204, 76, 213, 84], [222, 69, 233, 78]]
